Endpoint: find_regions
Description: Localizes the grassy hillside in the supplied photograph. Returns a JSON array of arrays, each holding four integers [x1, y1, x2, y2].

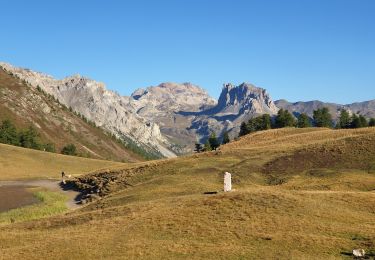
[[0, 67, 144, 162], [0, 143, 126, 180], [1, 128, 374, 259]]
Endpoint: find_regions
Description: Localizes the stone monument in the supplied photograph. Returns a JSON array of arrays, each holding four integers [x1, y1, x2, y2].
[[224, 172, 232, 192]]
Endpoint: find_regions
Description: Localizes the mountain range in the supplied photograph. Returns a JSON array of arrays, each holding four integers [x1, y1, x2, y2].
[[1, 61, 374, 158]]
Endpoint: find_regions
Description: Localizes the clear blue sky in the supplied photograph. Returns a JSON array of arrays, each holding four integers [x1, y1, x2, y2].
[[1, 0, 374, 104]]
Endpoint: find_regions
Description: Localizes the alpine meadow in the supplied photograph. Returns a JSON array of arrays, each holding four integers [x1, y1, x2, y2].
[[1, 1, 375, 259]]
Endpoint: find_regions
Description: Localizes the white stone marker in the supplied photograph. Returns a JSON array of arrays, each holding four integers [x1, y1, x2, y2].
[[224, 172, 232, 192]]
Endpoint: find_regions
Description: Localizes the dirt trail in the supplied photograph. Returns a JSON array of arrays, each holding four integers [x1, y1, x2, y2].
[[0, 180, 82, 210]]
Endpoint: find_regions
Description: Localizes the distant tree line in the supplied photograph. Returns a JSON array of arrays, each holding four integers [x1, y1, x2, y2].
[[238, 107, 375, 137], [0, 119, 81, 156], [194, 130, 231, 153], [194, 107, 375, 153], [0, 119, 55, 152]]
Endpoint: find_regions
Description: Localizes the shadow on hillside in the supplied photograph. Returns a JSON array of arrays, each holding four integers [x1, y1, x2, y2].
[[59, 181, 86, 205]]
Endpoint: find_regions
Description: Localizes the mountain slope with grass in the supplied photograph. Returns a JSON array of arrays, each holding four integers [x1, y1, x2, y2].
[[0, 127, 374, 259], [0, 142, 126, 180], [0, 67, 151, 162]]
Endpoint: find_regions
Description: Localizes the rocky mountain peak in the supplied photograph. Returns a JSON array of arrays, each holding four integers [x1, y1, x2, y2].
[[131, 82, 217, 112], [214, 82, 278, 116]]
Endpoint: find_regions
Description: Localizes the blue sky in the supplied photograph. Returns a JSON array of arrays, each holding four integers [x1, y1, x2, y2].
[[1, 0, 374, 103]]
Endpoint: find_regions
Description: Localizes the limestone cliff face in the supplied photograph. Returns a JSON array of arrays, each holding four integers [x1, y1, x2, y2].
[[185, 83, 279, 141], [0, 62, 175, 158], [130, 82, 217, 154], [213, 83, 278, 116], [129, 82, 279, 152]]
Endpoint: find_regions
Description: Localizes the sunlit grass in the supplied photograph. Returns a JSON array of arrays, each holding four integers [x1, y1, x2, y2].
[[0, 188, 68, 225]]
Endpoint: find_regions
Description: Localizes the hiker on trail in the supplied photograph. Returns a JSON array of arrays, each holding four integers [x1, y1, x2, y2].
[[61, 171, 66, 184]]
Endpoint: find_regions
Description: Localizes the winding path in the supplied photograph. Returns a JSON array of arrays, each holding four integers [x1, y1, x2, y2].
[[0, 180, 82, 210]]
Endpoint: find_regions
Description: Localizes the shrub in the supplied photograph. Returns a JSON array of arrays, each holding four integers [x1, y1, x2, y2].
[[208, 132, 220, 150], [222, 131, 230, 144], [19, 126, 42, 150], [194, 143, 204, 153], [61, 144, 77, 156], [0, 119, 19, 146]]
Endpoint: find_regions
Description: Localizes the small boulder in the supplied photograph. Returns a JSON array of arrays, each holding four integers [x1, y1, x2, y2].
[[353, 249, 365, 258]]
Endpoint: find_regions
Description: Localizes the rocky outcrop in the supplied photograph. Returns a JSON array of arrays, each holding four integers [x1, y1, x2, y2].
[[128, 82, 279, 153], [183, 83, 279, 141], [130, 82, 217, 154], [212, 83, 278, 116]]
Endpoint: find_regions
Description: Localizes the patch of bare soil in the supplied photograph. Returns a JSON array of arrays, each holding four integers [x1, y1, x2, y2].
[[0, 180, 82, 210], [0, 186, 38, 212]]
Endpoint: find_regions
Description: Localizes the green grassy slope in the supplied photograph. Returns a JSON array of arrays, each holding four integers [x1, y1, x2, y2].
[[0, 128, 374, 259]]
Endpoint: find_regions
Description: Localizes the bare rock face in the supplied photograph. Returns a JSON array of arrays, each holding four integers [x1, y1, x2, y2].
[[185, 83, 279, 141], [212, 83, 278, 116], [129, 82, 279, 152], [132, 82, 216, 111], [0, 62, 175, 158], [130, 82, 217, 154]]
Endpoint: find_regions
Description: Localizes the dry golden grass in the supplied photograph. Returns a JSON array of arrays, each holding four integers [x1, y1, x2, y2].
[[0, 127, 374, 259], [0, 143, 126, 180]]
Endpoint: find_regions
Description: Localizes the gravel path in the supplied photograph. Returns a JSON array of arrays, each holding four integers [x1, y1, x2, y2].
[[0, 180, 82, 210]]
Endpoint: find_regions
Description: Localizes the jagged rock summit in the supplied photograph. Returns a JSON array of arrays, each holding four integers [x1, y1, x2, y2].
[[212, 83, 278, 117], [177, 83, 278, 142]]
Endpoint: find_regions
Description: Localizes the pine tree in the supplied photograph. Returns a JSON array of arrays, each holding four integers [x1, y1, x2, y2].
[[19, 126, 41, 150], [259, 114, 272, 130], [222, 131, 230, 144], [359, 115, 368, 128], [313, 107, 333, 128], [274, 109, 296, 128], [239, 122, 250, 136], [369, 118, 375, 127], [349, 114, 368, 128], [194, 143, 203, 153], [208, 132, 220, 150], [0, 119, 19, 145], [297, 113, 311, 128], [203, 140, 212, 151], [337, 109, 351, 129]]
